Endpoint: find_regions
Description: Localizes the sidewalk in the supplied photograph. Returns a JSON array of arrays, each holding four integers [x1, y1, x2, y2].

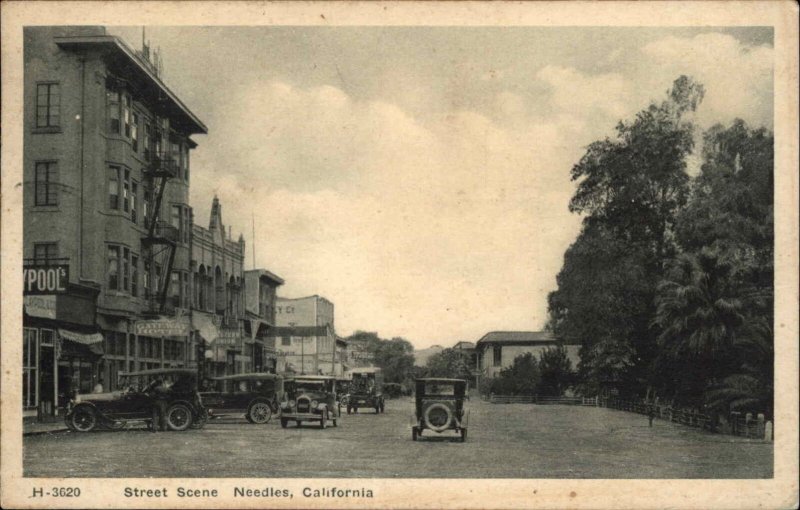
[[23, 416, 69, 436]]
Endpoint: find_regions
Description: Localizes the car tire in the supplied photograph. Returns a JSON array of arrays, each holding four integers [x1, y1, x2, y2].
[[320, 413, 327, 429], [423, 403, 453, 432], [460, 429, 467, 442], [165, 403, 193, 431], [64, 413, 77, 432], [346, 405, 351, 414], [280, 418, 288, 428], [380, 401, 385, 413], [70, 407, 97, 432], [412, 428, 418, 441], [191, 410, 208, 430], [248, 401, 273, 424], [333, 418, 338, 427]]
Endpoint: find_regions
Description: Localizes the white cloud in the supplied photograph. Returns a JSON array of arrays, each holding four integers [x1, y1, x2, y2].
[[187, 30, 772, 348]]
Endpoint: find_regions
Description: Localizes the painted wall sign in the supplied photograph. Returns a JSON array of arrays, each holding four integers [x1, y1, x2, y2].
[[134, 318, 190, 336], [23, 295, 57, 319], [23, 264, 69, 295]]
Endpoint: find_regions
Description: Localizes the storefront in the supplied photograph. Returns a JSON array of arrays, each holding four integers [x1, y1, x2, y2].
[[23, 280, 101, 421]]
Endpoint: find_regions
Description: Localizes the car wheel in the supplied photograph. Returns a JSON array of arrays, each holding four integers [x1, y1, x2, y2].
[[190, 411, 208, 429], [460, 429, 467, 442], [165, 403, 193, 431], [280, 418, 288, 428], [412, 428, 418, 441], [70, 407, 97, 432], [346, 405, 351, 414], [380, 401, 385, 413], [423, 403, 453, 432], [64, 413, 77, 432], [333, 418, 338, 427], [320, 413, 327, 429], [248, 402, 273, 424]]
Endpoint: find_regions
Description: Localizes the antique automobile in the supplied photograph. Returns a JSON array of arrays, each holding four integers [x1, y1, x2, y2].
[[411, 378, 469, 442], [346, 367, 385, 414], [64, 368, 206, 432], [200, 373, 283, 424], [280, 375, 340, 429]]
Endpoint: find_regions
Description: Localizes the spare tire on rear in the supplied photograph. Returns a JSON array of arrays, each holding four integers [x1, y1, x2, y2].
[[423, 403, 453, 432]]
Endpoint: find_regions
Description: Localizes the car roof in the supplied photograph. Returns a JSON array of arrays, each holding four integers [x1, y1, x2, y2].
[[416, 378, 467, 383], [209, 373, 281, 381], [348, 367, 381, 374], [292, 375, 335, 381], [121, 368, 197, 377]]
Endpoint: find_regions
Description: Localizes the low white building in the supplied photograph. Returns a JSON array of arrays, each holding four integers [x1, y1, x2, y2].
[[475, 331, 580, 385]]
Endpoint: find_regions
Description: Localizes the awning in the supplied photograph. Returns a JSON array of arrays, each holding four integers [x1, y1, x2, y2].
[[58, 328, 104, 356]]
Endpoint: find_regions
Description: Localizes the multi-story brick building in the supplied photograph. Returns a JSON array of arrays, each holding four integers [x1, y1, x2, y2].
[[23, 26, 206, 419]]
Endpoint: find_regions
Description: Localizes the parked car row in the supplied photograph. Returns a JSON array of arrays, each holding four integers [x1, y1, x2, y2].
[[64, 368, 471, 442]]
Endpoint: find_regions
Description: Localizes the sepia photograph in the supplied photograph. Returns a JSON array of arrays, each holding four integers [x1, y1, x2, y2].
[[1, 1, 798, 509]]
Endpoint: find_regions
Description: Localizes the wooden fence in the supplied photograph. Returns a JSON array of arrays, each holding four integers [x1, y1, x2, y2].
[[484, 394, 772, 440], [488, 395, 598, 406]]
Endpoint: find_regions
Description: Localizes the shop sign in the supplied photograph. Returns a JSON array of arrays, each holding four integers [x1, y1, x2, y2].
[[134, 318, 190, 337], [23, 264, 69, 295], [23, 295, 57, 319]]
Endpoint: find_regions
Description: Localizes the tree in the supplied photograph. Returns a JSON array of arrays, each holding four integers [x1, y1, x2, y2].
[[425, 348, 473, 381], [490, 353, 540, 396], [537, 345, 575, 396], [548, 76, 705, 397], [344, 331, 416, 386]]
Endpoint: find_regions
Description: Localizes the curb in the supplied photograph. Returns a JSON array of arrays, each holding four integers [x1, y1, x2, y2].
[[23, 428, 70, 437]]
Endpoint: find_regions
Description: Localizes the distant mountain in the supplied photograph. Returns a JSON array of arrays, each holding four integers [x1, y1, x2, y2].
[[414, 344, 444, 367]]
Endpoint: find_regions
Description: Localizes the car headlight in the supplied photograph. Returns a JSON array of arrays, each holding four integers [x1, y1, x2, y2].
[[288, 400, 295, 409], [74, 395, 81, 403], [280, 401, 289, 409], [311, 400, 319, 409]]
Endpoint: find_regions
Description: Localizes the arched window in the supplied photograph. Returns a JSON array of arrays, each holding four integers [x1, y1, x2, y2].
[[214, 266, 224, 313]]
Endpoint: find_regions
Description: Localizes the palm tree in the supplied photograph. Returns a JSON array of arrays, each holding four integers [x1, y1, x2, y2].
[[705, 319, 773, 419], [653, 249, 744, 405]]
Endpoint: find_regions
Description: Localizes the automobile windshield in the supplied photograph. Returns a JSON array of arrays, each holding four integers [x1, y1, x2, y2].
[[294, 381, 326, 393], [424, 383, 456, 396]]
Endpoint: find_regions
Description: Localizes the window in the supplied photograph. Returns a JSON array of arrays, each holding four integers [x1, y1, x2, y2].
[[142, 187, 151, 227], [109, 166, 120, 209], [107, 245, 120, 290], [131, 112, 139, 152], [131, 181, 138, 223], [182, 272, 190, 308], [36, 83, 60, 128], [154, 263, 162, 296], [170, 141, 181, 179], [282, 336, 292, 347], [171, 205, 183, 242], [122, 247, 130, 291], [131, 254, 139, 297], [183, 206, 191, 243], [123, 95, 132, 138], [33, 243, 58, 263], [183, 145, 190, 182], [35, 161, 58, 206], [493, 346, 502, 367], [143, 260, 151, 296], [107, 89, 120, 134], [171, 271, 181, 307], [123, 169, 130, 212]]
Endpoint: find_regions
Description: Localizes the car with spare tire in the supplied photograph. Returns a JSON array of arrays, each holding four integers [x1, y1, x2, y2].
[[411, 378, 469, 442]]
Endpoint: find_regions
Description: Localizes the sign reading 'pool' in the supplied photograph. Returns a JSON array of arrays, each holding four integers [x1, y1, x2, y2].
[[23, 264, 69, 295]]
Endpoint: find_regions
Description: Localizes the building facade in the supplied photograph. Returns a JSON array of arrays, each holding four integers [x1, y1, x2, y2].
[[475, 331, 581, 386], [189, 197, 249, 378], [275, 295, 334, 329], [244, 269, 285, 373], [23, 26, 207, 419]]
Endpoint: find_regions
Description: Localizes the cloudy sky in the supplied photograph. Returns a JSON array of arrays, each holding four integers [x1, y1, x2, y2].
[[109, 26, 773, 348]]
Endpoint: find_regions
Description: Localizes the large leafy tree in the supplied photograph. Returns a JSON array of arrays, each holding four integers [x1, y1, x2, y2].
[[489, 353, 541, 396], [549, 76, 705, 397], [344, 331, 416, 385], [537, 345, 575, 396], [425, 348, 473, 381]]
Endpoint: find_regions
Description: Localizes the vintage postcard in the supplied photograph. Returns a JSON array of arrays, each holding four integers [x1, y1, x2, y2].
[[1, 1, 798, 509]]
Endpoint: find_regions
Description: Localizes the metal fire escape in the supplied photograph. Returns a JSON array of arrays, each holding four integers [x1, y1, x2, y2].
[[142, 123, 180, 315]]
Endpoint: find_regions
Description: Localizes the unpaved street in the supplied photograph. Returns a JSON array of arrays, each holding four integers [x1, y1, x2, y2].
[[24, 398, 772, 478]]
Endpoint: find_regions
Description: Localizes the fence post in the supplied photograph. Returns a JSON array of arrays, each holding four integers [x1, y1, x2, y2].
[[765, 421, 773, 441], [757, 413, 765, 438]]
